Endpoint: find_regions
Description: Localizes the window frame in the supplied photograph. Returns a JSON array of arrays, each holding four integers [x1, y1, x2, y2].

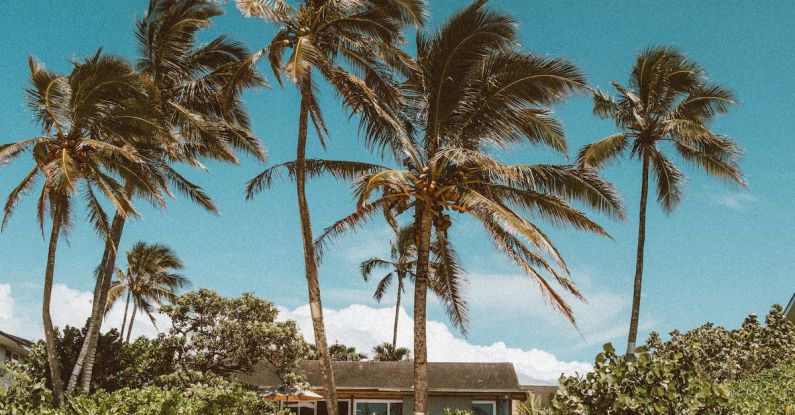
[[471, 400, 497, 415]]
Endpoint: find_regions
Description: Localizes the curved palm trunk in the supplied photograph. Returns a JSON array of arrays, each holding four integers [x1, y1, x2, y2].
[[43, 202, 65, 407], [119, 289, 132, 338], [126, 303, 137, 343], [69, 213, 125, 392], [79, 215, 126, 391], [626, 156, 650, 357], [412, 207, 433, 415], [392, 277, 402, 349], [296, 78, 338, 415]]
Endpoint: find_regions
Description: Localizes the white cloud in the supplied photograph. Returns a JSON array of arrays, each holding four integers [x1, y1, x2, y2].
[[0, 283, 168, 342], [712, 192, 757, 210], [278, 303, 591, 384]]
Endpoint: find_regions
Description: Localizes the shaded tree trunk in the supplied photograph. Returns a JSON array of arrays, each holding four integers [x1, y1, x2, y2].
[[412, 206, 433, 415], [626, 156, 650, 357], [69, 213, 125, 392], [392, 277, 402, 349], [43, 202, 65, 407], [295, 77, 338, 415], [126, 304, 137, 343]]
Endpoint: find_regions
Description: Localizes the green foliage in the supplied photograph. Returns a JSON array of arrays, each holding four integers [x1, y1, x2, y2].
[[160, 289, 309, 380], [549, 344, 731, 415], [442, 409, 474, 415], [61, 382, 273, 415], [25, 324, 175, 392], [371, 342, 411, 361], [516, 392, 545, 415], [647, 305, 795, 383], [727, 357, 795, 414], [306, 342, 368, 361], [0, 363, 56, 414]]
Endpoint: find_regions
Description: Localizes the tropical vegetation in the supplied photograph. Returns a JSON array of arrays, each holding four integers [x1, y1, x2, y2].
[[0, 0, 772, 413]]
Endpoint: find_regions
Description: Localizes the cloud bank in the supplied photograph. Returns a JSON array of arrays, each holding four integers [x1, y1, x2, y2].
[[279, 303, 591, 384]]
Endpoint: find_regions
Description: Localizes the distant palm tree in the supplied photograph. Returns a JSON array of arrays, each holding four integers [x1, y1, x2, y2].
[[318, 3, 624, 413], [577, 47, 744, 357], [371, 342, 410, 361], [328, 342, 367, 362], [237, 1, 424, 411], [105, 242, 189, 343], [0, 52, 158, 406], [361, 225, 468, 349], [71, 0, 267, 392]]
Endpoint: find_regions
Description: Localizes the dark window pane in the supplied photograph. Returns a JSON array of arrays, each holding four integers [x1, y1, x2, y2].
[[318, 400, 350, 415], [356, 402, 388, 415], [472, 402, 495, 415], [389, 402, 402, 415]]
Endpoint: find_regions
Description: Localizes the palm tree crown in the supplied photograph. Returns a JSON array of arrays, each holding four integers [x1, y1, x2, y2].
[[579, 46, 744, 210], [371, 342, 411, 361]]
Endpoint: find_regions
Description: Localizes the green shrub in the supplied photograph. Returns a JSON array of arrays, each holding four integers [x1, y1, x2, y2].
[[59, 382, 274, 415], [547, 344, 731, 414], [0, 363, 57, 414], [727, 357, 795, 414], [647, 305, 795, 383]]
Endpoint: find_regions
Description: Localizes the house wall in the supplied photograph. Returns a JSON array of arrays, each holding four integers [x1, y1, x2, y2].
[[0, 346, 6, 362]]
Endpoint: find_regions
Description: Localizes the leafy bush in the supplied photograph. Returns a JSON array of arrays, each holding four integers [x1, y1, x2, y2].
[[60, 382, 275, 415], [727, 357, 795, 414], [0, 363, 57, 414], [26, 324, 176, 392], [647, 305, 795, 383], [548, 344, 731, 414]]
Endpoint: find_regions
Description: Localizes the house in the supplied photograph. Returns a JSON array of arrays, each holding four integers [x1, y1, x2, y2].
[[786, 293, 795, 324], [0, 330, 32, 364], [240, 360, 547, 415]]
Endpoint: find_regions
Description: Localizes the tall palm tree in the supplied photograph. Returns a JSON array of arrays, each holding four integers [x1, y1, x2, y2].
[[237, 1, 424, 411], [361, 225, 468, 348], [70, 0, 267, 392], [105, 241, 188, 342], [371, 342, 410, 361], [0, 52, 159, 406], [577, 46, 744, 357], [317, 3, 625, 413]]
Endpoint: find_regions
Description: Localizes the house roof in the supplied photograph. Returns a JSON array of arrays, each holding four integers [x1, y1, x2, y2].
[[786, 292, 795, 323], [0, 329, 33, 356], [240, 360, 526, 394]]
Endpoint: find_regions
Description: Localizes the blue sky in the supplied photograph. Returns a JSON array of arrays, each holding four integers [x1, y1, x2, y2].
[[1, 1, 794, 380]]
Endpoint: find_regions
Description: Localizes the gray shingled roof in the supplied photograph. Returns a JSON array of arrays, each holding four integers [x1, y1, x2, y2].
[[240, 360, 525, 393]]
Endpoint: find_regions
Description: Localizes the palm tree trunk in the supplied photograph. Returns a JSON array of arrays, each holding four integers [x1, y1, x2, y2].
[[412, 206, 433, 415], [69, 213, 125, 392], [392, 277, 402, 349], [43, 201, 65, 407], [626, 156, 650, 357], [119, 289, 132, 338], [295, 78, 338, 415], [126, 303, 137, 343]]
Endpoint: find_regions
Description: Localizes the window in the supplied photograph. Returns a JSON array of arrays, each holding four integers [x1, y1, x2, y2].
[[284, 399, 352, 415], [472, 401, 496, 415], [318, 400, 351, 415], [354, 400, 402, 415]]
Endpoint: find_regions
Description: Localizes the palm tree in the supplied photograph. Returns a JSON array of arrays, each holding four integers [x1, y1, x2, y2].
[[70, 0, 267, 392], [371, 342, 410, 361], [105, 241, 189, 343], [361, 226, 416, 349], [361, 225, 468, 349], [317, 3, 625, 413], [577, 46, 744, 357], [328, 342, 367, 361], [237, 1, 424, 411], [0, 52, 158, 406]]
